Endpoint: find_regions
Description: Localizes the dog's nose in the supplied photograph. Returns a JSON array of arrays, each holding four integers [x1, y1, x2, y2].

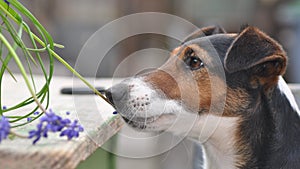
[[105, 83, 129, 106]]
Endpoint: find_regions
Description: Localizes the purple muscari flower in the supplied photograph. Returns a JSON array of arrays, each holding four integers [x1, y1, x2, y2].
[[29, 123, 43, 144], [28, 109, 84, 144], [2, 106, 7, 110], [113, 111, 118, 115], [33, 111, 39, 115], [66, 111, 70, 115], [0, 116, 10, 143], [60, 120, 84, 140], [27, 117, 32, 122]]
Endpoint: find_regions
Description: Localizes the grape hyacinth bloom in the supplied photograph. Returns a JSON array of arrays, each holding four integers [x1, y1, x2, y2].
[[0, 116, 10, 143], [28, 109, 84, 144], [60, 120, 84, 140]]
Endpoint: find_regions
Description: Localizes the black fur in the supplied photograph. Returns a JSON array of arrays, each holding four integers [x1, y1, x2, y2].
[[237, 85, 300, 169], [265, 87, 300, 168], [224, 27, 286, 74], [182, 25, 226, 43]]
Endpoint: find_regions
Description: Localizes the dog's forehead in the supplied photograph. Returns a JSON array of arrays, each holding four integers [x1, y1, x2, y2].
[[187, 33, 236, 46], [174, 34, 237, 60]]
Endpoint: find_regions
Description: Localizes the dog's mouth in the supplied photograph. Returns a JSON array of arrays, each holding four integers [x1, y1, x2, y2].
[[120, 113, 176, 130], [121, 115, 158, 130]]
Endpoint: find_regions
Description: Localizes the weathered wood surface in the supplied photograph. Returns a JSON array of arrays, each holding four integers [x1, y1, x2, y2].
[[0, 75, 123, 169]]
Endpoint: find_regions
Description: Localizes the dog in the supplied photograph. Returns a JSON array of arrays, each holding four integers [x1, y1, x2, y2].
[[105, 25, 300, 169]]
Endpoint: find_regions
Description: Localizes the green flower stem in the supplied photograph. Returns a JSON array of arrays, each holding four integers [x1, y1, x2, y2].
[[26, 44, 49, 52], [51, 50, 113, 106], [0, 33, 46, 113], [0, 2, 113, 107], [0, 57, 16, 82], [9, 130, 27, 139], [53, 43, 64, 49]]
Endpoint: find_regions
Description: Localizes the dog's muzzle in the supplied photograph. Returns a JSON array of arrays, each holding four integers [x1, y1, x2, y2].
[[105, 83, 129, 107], [105, 82, 147, 129]]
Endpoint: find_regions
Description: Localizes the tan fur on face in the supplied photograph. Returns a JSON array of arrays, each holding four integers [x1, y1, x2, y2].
[[143, 69, 181, 101], [188, 44, 214, 66], [144, 45, 212, 112], [170, 46, 181, 57], [181, 45, 213, 111], [145, 44, 251, 117], [224, 88, 250, 117], [143, 46, 195, 113]]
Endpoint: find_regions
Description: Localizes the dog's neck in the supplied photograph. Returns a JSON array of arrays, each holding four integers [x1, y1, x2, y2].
[[202, 117, 239, 169], [259, 77, 300, 167], [190, 115, 239, 169], [237, 77, 300, 168]]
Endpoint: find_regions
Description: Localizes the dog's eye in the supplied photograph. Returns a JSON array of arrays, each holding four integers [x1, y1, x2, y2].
[[184, 56, 204, 70]]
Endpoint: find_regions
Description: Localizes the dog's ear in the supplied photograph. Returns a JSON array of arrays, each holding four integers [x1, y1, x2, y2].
[[224, 26, 287, 79], [183, 25, 226, 43]]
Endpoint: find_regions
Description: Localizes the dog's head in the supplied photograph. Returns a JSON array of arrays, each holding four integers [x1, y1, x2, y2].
[[105, 26, 287, 136]]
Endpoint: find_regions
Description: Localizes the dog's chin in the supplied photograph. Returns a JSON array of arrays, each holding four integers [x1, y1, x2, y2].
[[120, 114, 175, 132]]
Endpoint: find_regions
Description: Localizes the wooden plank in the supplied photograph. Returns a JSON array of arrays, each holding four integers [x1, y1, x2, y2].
[[0, 75, 123, 169]]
